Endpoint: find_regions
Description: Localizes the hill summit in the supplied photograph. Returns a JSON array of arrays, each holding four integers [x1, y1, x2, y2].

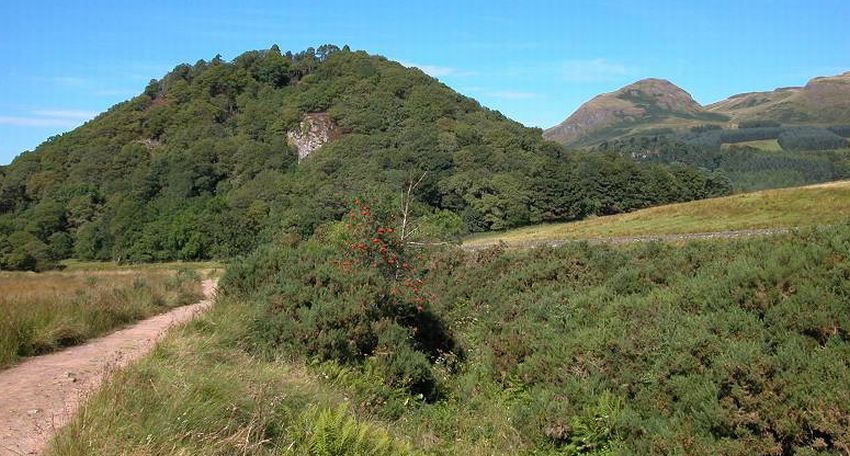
[[544, 78, 724, 146]]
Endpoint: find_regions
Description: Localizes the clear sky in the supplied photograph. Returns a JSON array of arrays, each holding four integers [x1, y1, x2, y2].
[[1, 0, 848, 164]]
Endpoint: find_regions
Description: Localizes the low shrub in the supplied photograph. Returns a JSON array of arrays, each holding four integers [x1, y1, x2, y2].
[[223, 200, 459, 400], [49, 223, 850, 454]]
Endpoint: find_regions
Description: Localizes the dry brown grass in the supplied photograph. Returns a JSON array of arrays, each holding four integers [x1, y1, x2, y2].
[[0, 267, 203, 368]]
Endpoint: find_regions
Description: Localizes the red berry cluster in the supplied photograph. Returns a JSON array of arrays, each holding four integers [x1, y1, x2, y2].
[[337, 199, 430, 312]]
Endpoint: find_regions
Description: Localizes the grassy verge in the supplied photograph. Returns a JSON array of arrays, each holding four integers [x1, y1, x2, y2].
[[47, 297, 412, 456], [0, 268, 203, 368], [464, 180, 850, 248]]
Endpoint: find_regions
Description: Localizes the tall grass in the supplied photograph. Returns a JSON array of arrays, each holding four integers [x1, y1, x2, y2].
[[48, 298, 412, 456], [0, 268, 202, 368]]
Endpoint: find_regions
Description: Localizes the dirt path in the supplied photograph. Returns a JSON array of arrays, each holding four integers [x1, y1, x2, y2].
[[0, 279, 217, 456]]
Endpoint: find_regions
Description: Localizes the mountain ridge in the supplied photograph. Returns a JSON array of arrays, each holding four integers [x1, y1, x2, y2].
[[545, 71, 850, 147]]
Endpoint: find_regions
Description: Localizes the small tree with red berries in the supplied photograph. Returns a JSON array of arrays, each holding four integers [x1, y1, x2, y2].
[[338, 197, 430, 313], [229, 181, 457, 400], [328, 195, 457, 399]]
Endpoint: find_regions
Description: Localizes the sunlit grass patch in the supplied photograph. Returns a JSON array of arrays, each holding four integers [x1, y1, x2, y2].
[[464, 180, 850, 248], [0, 267, 203, 368]]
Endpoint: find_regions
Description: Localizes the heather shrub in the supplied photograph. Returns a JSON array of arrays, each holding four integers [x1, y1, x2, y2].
[[419, 224, 850, 453], [222, 201, 457, 400]]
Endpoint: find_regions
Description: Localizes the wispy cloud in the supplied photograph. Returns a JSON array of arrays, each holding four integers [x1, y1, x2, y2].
[[39, 73, 146, 98], [0, 109, 97, 128], [48, 76, 89, 87], [32, 109, 99, 119], [462, 87, 540, 100], [561, 59, 630, 82], [0, 116, 79, 127], [483, 90, 539, 100], [399, 61, 477, 78], [93, 88, 138, 97]]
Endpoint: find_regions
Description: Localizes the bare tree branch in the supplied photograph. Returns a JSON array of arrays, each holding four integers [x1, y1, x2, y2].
[[399, 171, 427, 244]]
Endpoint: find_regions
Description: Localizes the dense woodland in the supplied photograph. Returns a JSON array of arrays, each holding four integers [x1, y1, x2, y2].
[[598, 135, 850, 191], [674, 124, 849, 152], [0, 45, 729, 270]]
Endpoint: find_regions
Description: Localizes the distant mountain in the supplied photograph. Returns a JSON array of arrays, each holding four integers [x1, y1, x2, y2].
[[708, 71, 850, 124], [546, 72, 850, 147], [544, 78, 727, 146]]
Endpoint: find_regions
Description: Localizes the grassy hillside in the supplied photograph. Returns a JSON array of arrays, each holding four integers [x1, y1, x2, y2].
[[708, 71, 850, 125], [464, 180, 850, 248], [546, 71, 850, 148], [543, 78, 727, 147], [720, 138, 782, 151], [49, 222, 850, 454], [0, 45, 727, 271]]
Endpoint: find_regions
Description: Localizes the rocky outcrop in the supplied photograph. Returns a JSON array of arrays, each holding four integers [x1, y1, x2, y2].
[[287, 112, 340, 161]]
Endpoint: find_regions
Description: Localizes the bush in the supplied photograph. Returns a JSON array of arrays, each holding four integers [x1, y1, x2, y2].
[[0, 231, 55, 271], [223, 201, 458, 400], [419, 224, 850, 453]]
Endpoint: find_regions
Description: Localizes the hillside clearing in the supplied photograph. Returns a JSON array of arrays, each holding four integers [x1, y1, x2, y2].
[[721, 138, 783, 151], [464, 180, 850, 248]]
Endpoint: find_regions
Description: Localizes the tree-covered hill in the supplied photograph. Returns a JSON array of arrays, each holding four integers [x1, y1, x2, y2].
[[0, 45, 727, 270]]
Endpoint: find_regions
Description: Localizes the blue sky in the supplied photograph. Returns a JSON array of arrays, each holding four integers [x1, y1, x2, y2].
[[1, 0, 848, 164]]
